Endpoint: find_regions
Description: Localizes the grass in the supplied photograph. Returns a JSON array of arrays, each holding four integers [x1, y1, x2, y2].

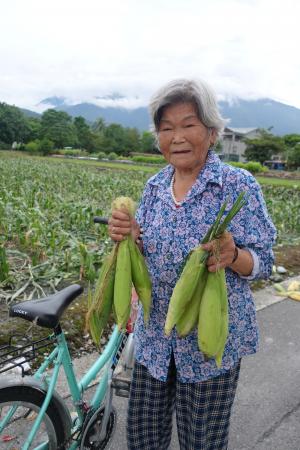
[[0, 151, 162, 174], [2, 152, 299, 186], [256, 176, 300, 189], [48, 156, 163, 173]]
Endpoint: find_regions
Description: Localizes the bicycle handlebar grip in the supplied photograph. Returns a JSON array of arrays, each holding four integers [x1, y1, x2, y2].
[[94, 216, 109, 225]]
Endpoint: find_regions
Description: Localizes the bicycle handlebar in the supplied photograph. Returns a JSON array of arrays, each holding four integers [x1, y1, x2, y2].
[[94, 216, 109, 225]]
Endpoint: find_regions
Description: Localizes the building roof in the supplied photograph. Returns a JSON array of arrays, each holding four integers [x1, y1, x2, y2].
[[224, 127, 259, 135]]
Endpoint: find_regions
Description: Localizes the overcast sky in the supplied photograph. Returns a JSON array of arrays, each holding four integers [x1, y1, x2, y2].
[[1, 0, 300, 111]]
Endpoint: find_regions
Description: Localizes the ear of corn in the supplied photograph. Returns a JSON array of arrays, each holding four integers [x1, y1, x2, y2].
[[128, 236, 152, 324], [165, 192, 246, 367], [164, 247, 207, 336], [85, 246, 117, 345], [176, 267, 208, 337], [86, 196, 152, 342], [198, 270, 224, 358], [86, 286, 101, 345], [287, 280, 300, 292], [274, 283, 286, 294], [273, 281, 300, 301], [112, 196, 136, 216], [214, 269, 229, 368], [114, 238, 132, 330], [287, 291, 300, 301]]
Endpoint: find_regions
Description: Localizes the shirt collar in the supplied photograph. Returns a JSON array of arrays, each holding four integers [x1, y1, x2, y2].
[[148, 150, 223, 206]]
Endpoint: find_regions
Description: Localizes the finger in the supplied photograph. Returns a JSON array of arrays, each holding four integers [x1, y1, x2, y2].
[[110, 224, 131, 235], [206, 254, 216, 267], [109, 214, 131, 229], [207, 261, 226, 272], [111, 232, 125, 242], [111, 209, 131, 221], [201, 241, 214, 252]]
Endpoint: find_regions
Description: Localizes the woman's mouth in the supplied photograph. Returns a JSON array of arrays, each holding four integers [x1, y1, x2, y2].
[[172, 150, 191, 155]]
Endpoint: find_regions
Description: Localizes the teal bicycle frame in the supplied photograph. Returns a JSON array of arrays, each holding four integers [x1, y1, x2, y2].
[[0, 325, 125, 450]]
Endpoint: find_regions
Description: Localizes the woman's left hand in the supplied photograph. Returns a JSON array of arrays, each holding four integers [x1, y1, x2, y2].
[[201, 232, 236, 272]]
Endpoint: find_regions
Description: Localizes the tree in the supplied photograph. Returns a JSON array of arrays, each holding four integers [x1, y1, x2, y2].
[[26, 117, 42, 142], [123, 127, 140, 155], [40, 109, 77, 148], [0, 103, 31, 145], [214, 141, 222, 154], [140, 131, 157, 153], [244, 129, 286, 164], [39, 138, 54, 155], [74, 116, 94, 151], [283, 134, 300, 148], [287, 143, 300, 169], [91, 117, 106, 134], [103, 123, 126, 155]]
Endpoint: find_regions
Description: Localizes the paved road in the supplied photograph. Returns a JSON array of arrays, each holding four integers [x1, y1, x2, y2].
[[106, 277, 300, 450]]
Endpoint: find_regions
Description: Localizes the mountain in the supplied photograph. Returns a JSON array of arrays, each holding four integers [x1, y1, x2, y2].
[[56, 102, 151, 130], [21, 96, 300, 135], [20, 107, 40, 118], [218, 98, 300, 136]]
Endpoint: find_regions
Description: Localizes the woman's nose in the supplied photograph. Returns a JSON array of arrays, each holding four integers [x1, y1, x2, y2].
[[172, 127, 186, 143]]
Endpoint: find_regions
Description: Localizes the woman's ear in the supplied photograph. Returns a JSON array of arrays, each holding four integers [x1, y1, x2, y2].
[[209, 128, 217, 146]]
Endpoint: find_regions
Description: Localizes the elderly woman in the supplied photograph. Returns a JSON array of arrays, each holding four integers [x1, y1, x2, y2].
[[108, 79, 276, 450]]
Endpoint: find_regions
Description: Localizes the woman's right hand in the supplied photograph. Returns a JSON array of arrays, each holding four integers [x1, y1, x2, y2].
[[108, 209, 141, 242]]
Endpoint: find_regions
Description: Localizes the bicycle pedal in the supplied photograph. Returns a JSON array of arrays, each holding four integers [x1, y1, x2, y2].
[[111, 376, 131, 398]]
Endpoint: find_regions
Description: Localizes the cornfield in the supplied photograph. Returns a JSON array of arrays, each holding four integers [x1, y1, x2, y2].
[[0, 153, 299, 304], [0, 154, 148, 304]]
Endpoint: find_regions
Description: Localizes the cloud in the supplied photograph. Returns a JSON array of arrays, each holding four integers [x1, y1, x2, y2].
[[1, 0, 300, 110]]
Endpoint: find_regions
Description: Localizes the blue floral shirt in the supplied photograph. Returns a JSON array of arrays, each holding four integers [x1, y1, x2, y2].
[[134, 151, 276, 383]]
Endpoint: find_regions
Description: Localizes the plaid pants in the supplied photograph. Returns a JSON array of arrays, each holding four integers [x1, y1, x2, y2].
[[127, 355, 241, 450]]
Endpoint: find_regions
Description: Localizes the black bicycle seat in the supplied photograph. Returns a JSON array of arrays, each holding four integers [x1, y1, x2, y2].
[[9, 284, 83, 329]]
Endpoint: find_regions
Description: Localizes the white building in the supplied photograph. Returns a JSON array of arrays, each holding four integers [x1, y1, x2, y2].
[[219, 127, 260, 162]]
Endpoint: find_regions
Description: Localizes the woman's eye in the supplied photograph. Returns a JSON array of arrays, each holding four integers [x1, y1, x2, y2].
[[184, 124, 195, 128], [160, 128, 172, 132]]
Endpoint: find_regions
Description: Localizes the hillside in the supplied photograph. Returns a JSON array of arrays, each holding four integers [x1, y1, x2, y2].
[[19, 96, 300, 135]]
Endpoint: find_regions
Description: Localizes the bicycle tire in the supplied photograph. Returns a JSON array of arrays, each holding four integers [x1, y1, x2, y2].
[[81, 406, 116, 449], [0, 385, 66, 449]]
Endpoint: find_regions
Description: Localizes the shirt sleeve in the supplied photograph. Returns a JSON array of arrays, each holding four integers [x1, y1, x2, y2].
[[239, 247, 260, 280], [135, 182, 151, 229], [232, 173, 276, 280], [234, 174, 277, 281]]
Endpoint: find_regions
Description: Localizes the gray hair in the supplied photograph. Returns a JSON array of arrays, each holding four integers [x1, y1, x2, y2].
[[149, 78, 226, 137]]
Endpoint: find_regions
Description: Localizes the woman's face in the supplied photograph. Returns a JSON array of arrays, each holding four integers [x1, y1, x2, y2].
[[157, 102, 216, 174]]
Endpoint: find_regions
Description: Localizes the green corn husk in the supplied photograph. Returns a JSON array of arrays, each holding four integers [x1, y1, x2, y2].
[[176, 265, 208, 338], [164, 247, 207, 336], [214, 270, 229, 368], [165, 191, 246, 368], [128, 236, 152, 324], [113, 238, 132, 330], [85, 245, 117, 345], [86, 195, 152, 341], [198, 270, 224, 358]]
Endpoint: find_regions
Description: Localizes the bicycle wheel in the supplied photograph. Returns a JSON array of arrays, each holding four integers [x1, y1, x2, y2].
[[0, 385, 66, 450], [81, 406, 116, 449]]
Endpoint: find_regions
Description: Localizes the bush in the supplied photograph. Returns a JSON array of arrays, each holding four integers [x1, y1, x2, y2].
[[39, 138, 54, 155], [107, 152, 118, 160], [131, 155, 166, 164], [58, 149, 89, 157], [0, 142, 10, 150], [96, 151, 107, 160], [228, 161, 267, 174], [25, 140, 40, 153], [246, 161, 267, 173]]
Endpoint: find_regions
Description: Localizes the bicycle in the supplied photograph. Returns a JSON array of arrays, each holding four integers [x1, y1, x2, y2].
[[0, 217, 136, 449]]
